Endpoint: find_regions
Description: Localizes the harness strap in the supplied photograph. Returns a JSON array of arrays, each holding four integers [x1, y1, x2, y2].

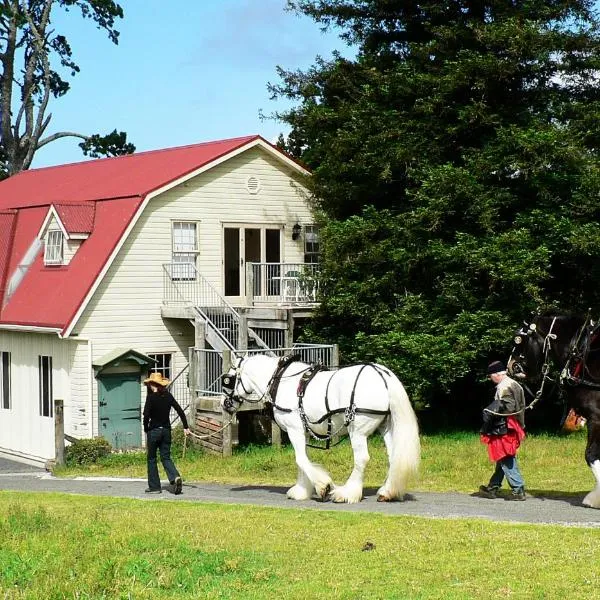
[[267, 354, 302, 406]]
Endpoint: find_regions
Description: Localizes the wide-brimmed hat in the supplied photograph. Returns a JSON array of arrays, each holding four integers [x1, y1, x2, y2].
[[487, 361, 506, 375], [143, 372, 170, 387]]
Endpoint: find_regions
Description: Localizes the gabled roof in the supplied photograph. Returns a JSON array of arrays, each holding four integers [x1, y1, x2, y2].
[[0, 135, 306, 335], [55, 204, 96, 235]]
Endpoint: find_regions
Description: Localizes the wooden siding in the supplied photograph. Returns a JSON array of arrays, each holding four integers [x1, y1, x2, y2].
[[0, 330, 74, 464], [74, 147, 312, 434]]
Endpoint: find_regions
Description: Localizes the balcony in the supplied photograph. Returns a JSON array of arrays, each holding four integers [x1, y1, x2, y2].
[[246, 262, 320, 306]]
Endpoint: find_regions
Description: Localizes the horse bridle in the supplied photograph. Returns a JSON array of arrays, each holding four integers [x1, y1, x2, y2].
[[508, 316, 557, 410], [221, 356, 285, 414]]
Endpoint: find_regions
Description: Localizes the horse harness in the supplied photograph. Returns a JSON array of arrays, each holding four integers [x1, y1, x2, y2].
[[560, 314, 600, 390], [269, 357, 392, 449]]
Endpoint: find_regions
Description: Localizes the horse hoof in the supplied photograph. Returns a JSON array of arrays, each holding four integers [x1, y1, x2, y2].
[[319, 483, 331, 501], [377, 494, 391, 502]]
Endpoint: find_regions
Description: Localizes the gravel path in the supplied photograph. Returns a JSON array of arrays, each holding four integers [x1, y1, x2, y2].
[[1, 457, 599, 528]]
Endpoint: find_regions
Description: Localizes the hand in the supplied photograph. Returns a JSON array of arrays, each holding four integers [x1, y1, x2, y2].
[[183, 428, 191, 437]]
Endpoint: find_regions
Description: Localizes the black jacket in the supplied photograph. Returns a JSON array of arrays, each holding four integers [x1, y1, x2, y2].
[[143, 390, 189, 433]]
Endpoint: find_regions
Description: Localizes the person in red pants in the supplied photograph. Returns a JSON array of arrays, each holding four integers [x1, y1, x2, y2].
[[478, 361, 527, 501]]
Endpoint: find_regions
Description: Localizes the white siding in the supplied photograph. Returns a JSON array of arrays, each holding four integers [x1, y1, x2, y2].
[[73, 147, 312, 435], [0, 330, 80, 464]]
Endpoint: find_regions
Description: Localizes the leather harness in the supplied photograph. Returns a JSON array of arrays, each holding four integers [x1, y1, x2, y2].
[[266, 357, 392, 449]]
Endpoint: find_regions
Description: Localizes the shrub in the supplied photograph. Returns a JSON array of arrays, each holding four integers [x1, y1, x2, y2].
[[65, 437, 112, 465]]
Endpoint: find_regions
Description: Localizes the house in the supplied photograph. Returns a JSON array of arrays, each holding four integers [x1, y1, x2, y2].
[[0, 135, 324, 466]]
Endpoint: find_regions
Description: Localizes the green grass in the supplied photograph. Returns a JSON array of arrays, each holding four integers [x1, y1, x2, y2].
[[1, 492, 599, 599], [4, 432, 599, 598], [55, 430, 593, 497]]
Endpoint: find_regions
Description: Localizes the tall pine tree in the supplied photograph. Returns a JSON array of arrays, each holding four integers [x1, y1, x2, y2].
[[272, 1, 600, 413]]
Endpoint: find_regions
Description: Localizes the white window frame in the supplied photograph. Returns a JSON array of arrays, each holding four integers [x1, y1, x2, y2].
[[304, 225, 320, 264], [172, 221, 198, 280], [39, 355, 53, 417], [147, 353, 172, 381], [44, 230, 64, 265], [0, 351, 10, 410]]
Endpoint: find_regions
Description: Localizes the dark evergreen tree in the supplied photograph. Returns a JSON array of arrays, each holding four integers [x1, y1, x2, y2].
[[272, 1, 600, 413]]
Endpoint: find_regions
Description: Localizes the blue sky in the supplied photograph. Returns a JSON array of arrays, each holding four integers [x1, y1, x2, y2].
[[32, 0, 352, 168]]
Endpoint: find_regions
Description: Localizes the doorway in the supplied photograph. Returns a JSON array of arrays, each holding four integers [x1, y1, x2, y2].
[[97, 373, 142, 449], [223, 226, 281, 301]]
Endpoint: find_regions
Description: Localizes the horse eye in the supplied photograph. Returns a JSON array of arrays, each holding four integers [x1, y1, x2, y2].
[[514, 335, 522, 344]]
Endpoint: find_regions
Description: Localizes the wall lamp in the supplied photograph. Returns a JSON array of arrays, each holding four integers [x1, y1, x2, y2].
[[292, 222, 302, 240]]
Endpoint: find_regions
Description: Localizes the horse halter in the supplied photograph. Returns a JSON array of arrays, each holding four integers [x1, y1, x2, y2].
[[508, 316, 557, 409], [221, 358, 251, 414]]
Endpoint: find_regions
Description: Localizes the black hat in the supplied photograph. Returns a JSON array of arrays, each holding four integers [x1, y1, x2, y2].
[[487, 361, 506, 375]]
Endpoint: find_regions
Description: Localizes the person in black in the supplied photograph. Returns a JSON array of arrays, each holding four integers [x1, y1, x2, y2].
[[143, 372, 190, 494]]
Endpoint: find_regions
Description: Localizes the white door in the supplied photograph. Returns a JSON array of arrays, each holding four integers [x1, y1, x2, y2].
[[223, 226, 281, 303]]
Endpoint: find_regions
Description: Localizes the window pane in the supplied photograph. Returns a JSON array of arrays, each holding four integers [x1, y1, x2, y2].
[[39, 355, 53, 417], [173, 222, 197, 252], [148, 354, 172, 380], [45, 230, 64, 264], [1, 352, 10, 410]]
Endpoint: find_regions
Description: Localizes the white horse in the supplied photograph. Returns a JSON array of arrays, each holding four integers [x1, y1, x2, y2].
[[221, 354, 420, 504]]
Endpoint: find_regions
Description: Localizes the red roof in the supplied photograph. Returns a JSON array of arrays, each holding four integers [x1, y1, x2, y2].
[[55, 204, 96, 234], [0, 135, 271, 333], [0, 135, 260, 210]]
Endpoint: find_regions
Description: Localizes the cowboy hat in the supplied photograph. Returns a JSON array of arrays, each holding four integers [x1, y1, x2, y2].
[[143, 372, 170, 387]]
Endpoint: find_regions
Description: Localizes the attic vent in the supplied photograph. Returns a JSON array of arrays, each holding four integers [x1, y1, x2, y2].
[[246, 176, 261, 195]]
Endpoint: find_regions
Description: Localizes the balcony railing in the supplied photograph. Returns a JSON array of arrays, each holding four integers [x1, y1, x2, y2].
[[247, 262, 320, 305]]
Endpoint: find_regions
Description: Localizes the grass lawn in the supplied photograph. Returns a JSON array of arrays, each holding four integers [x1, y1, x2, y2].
[[1, 492, 599, 599], [3, 431, 598, 599]]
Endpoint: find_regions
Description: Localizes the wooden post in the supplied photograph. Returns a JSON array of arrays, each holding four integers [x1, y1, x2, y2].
[[194, 318, 206, 393], [285, 309, 294, 348], [221, 349, 233, 456], [238, 310, 248, 350], [54, 399, 65, 466], [332, 344, 340, 368], [246, 263, 254, 306]]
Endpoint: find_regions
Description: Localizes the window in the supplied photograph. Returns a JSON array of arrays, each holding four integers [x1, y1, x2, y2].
[[44, 230, 64, 265], [39, 355, 53, 417], [0, 351, 10, 410], [304, 225, 320, 264], [172, 222, 198, 280], [147, 354, 172, 381]]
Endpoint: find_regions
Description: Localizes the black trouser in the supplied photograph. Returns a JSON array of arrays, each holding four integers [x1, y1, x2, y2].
[[146, 427, 180, 490]]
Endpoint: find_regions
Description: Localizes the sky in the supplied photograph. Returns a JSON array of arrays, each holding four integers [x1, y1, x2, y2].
[[30, 0, 353, 169]]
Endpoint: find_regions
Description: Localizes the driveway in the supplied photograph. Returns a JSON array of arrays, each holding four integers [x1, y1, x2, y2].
[[1, 457, 599, 528]]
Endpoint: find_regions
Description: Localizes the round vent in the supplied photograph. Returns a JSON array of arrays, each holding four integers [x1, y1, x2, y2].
[[246, 176, 261, 195]]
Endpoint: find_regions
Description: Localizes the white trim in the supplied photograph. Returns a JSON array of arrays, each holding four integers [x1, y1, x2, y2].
[[62, 138, 308, 337], [37, 205, 69, 240], [0, 324, 61, 334]]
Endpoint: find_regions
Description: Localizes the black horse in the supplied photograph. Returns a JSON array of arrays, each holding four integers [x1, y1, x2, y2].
[[507, 313, 600, 508]]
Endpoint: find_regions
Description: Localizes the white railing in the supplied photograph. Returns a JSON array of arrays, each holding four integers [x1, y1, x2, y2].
[[162, 263, 271, 352], [190, 344, 338, 396], [248, 262, 320, 305]]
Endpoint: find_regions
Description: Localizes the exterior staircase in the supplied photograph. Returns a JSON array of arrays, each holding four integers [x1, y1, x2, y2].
[[162, 263, 273, 353]]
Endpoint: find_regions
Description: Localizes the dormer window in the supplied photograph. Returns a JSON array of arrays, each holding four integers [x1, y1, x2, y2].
[[44, 230, 64, 265]]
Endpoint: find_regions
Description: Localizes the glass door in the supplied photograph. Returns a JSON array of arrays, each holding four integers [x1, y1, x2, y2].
[[223, 225, 281, 302]]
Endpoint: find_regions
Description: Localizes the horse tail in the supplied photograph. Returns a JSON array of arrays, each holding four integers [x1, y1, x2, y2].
[[386, 373, 420, 498]]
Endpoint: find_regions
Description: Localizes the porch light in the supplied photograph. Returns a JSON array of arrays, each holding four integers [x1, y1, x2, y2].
[[292, 222, 302, 240]]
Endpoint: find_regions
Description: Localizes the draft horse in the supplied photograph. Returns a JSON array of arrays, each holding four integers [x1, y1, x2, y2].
[[221, 354, 420, 504], [508, 313, 600, 508]]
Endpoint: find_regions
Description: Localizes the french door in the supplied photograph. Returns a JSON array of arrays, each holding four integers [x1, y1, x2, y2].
[[223, 225, 281, 301]]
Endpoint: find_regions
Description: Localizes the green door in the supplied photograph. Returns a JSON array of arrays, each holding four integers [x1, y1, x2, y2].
[[98, 374, 142, 449]]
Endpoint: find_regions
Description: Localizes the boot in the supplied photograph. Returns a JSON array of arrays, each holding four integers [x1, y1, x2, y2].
[[478, 485, 499, 499], [505, 488, 526, 501]]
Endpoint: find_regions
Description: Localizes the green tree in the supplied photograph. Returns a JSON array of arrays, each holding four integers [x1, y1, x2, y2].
[[272, 1, 600, 411], [0, 0, 135, 178]]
